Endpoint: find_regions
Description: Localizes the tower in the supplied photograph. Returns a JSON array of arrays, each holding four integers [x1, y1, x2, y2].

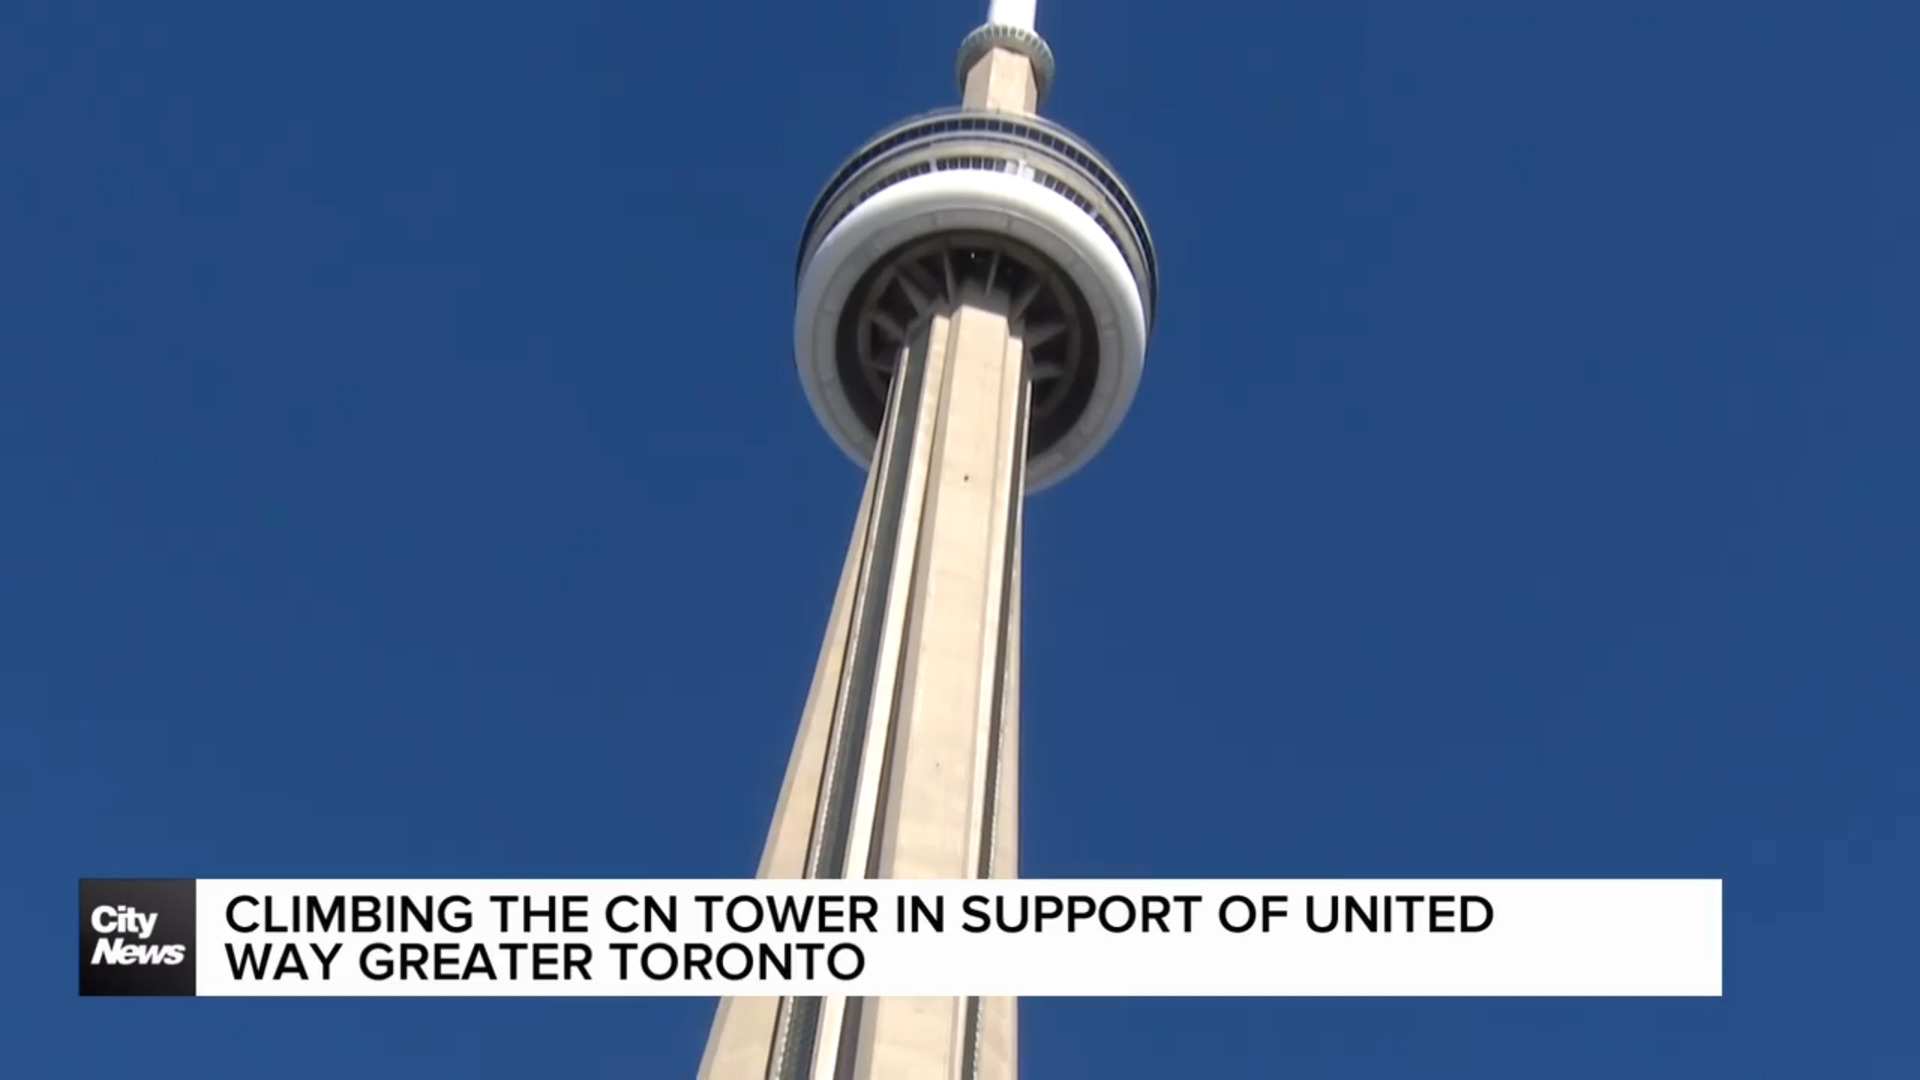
[[700, 1, 1155, 1076]]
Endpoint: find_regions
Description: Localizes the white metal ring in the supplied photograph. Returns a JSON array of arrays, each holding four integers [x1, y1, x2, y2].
[[794, 170, 1148, 491]]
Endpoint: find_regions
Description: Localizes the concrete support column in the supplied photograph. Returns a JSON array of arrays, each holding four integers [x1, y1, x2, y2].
[[696, 466, 878, 1080], [963, 48, 1039, 114], [699, 288, 1029, 1080]]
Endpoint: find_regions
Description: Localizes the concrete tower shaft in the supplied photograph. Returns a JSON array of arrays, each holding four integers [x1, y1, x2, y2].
[[701, 287, 1029, 1080], [700, 3, 1152, 1077]]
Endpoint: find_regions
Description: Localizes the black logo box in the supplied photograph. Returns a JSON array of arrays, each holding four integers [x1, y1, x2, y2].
[[79, 879, 197, 997]]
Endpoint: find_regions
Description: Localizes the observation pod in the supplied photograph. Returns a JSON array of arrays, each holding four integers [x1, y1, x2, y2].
[[793, 45, 1158, 490]]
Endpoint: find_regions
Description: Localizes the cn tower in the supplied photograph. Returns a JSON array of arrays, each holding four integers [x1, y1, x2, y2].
[[700, 0, 1155, 1076]]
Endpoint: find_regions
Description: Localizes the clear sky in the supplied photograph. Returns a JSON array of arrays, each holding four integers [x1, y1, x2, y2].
[[4, 0, 1916, 1075]]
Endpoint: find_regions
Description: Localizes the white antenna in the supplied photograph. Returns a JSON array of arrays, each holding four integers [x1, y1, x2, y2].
[[987, 0, 1037, 32]]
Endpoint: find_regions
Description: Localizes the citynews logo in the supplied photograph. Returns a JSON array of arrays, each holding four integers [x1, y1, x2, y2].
[[90, 906, 185, 966], [79, 879, 196, 996]]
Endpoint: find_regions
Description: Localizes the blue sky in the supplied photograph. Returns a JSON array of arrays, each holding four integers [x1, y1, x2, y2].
[[4, 0, 1916, 1075]]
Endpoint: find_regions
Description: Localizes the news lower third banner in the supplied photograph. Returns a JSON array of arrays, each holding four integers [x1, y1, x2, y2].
[[79, 878, 1722, 997]]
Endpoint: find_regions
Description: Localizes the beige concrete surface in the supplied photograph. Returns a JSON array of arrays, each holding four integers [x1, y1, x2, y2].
[[963, 47, 1039, 114], [696, 473, 879, 1080], [700, 292, 1029, 1080]]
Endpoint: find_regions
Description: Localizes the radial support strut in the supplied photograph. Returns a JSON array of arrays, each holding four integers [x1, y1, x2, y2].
[[700, 285, 1030, 1080]]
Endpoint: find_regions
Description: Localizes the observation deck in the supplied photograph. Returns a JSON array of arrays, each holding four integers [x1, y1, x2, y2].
[[793, 107, 1158, 490]]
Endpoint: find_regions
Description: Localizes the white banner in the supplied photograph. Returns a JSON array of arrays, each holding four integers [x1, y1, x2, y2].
[[166, 879, 1723, 997]]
